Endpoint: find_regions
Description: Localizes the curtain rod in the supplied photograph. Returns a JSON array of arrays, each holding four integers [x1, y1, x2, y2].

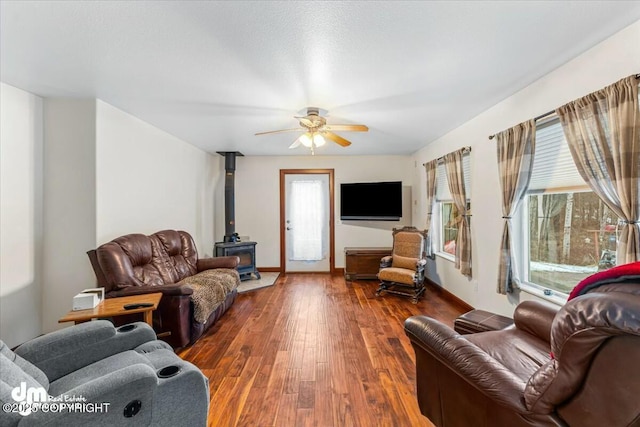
[[487, 73, 640, 140], [422, 146, 471, 166]]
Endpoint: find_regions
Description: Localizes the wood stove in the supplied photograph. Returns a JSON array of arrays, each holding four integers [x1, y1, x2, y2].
[[215, 151, 260, 281], [214, 241, 260, 281]]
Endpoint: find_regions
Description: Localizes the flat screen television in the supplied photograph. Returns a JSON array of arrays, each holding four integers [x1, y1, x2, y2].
[[340, 181, 402, 221]]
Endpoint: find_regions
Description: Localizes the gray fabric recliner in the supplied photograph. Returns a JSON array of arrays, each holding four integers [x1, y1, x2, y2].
[[0, 320, 209, 426]]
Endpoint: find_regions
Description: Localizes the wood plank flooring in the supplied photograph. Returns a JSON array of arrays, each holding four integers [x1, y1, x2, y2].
[[178, 273, 468, 427]]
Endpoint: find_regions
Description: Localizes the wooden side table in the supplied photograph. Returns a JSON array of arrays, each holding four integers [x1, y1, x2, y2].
[[59, 293, 162, 327]]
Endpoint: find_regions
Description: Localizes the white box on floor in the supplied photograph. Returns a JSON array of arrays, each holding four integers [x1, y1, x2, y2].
[[72, 287, 105, 311]]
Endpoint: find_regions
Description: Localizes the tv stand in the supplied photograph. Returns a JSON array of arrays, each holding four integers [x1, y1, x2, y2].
[[344, 247, 392, 281]]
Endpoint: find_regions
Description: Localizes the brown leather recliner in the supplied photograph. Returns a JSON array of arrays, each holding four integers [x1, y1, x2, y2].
[[88, 230, 239, 348], [404, 282, 640, 427]]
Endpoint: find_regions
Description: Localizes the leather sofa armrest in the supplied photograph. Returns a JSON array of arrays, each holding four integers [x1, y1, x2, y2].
[[513, 301, 559, 344], [108, 283, 193, 297], [380, 256, 392, 268], [405, 316, 530, 413], [197, 256, 239, 271]]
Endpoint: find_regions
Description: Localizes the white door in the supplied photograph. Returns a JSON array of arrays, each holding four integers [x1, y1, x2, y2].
[[285, 174, 330, 272]]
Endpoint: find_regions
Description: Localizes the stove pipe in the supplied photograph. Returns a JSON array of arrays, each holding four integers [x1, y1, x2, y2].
[[217, 151, 244, 242]]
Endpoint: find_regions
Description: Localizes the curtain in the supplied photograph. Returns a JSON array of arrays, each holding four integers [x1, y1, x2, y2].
[[444, 149, 472, 276], [288, 179, 327, 261], [556, 75, 640, 264], [496, 120, 536, 294], [424, 159, 438, 257]]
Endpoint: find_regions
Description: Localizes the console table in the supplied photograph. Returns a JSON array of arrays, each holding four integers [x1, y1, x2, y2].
[[344, 247, 392, 281]]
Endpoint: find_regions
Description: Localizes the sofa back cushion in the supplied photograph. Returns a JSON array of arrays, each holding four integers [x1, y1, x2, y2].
[[94, 230, 199, 292], [154, 230, 197, 281]]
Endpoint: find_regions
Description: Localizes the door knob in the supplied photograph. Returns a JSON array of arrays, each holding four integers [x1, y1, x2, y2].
[[286, 227, 292, 230]]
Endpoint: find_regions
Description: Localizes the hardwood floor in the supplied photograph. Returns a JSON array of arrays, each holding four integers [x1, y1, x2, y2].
[[178, 273, 468, 427]]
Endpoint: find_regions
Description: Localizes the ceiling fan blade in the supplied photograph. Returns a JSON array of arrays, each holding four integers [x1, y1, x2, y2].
[[255, 128, 305, 136], [289, 138, 301, 149], [324, 132, 352, 147], [324, 124, 368, 132]]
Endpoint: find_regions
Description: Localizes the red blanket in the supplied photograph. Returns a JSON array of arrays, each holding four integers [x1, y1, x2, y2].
[[568, 261, 640, 300]]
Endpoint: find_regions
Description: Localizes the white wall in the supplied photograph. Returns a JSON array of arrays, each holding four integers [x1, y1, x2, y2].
[[96, 101, 218, 257], [412, 20, 640, 316], [232, 155, 413, 268], [0, 83, 43, 347], [42, 99, 97, 333]]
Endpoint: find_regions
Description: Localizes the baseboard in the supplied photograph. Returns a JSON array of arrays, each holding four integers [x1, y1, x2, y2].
[[258, 267, 346, 275], [257, 267, 281, 272], [425, 277, 474, 312]]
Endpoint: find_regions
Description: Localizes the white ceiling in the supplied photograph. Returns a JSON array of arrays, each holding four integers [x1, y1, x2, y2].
[[2, 1, 639, 156]]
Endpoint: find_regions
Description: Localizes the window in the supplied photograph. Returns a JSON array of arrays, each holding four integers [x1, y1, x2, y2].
[[435, 154, 471, 257], [518, 117, 621, 295]]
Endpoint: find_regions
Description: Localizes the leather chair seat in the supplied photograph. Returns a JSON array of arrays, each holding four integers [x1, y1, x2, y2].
[[465, 328, 551, 382]]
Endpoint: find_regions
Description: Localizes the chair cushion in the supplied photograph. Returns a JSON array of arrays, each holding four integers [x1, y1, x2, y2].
[[392, 254, 418, 270], [465, 328, 551, 382], [0, 340, 49, 390], [393, 231, 424, 258], [379, 267, 416, 285], [48, 350, 151, 397]]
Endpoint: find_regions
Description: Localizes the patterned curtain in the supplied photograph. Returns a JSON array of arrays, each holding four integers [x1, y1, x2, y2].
[[496, 120, 536, 294], [444, 149, 471, 276], [556, 75, 640, 264], [424, 159, 438, 257]]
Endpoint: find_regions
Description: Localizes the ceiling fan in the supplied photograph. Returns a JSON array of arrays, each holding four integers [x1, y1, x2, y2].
[[255, 107, 368, 154]]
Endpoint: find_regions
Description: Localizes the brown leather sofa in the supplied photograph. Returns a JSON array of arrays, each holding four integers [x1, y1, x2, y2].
[[404, 282, 640, 427], [88, 230, 239, 348]]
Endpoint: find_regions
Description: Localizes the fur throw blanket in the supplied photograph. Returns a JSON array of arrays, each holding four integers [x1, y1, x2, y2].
[[178, 269, 240, 323]]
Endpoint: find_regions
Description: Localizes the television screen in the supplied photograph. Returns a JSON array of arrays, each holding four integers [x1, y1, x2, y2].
[[340, 181, 402, 220]]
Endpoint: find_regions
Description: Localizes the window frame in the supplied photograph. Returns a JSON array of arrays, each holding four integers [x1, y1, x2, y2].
[[514, 192, 570, 305]]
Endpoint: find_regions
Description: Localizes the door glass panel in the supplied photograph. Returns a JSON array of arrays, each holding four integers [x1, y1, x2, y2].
[[288, 179, 327, 261]]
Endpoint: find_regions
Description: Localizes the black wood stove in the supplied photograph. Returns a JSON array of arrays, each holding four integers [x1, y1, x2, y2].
[[214, 241, 260, 281], [215, 151, 260, 281]]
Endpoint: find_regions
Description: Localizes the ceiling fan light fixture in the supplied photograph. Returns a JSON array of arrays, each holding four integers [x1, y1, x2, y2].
[[313, 133, 326, 147], [299, 133, 313, 147]]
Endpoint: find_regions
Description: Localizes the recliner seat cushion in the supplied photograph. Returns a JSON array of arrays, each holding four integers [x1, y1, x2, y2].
[[47, 350, 151, 397], [465, 328, 551, 382]]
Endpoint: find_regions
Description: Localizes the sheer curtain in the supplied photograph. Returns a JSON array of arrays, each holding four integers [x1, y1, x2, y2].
[[556, 75, 640, 264], [288, 179, 328, 261]]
